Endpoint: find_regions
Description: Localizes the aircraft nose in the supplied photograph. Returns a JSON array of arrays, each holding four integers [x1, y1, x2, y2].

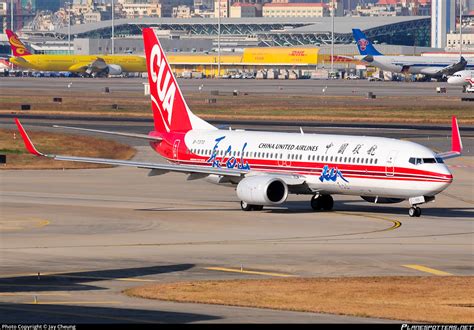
[[430, 166, 453, 194], [447, 76, 456, 84]]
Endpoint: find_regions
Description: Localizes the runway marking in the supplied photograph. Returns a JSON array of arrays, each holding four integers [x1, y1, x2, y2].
[[335, 212, 402, 233], [402, 265, 453, 276], [0, 304, 157, 324], [205, 267, 296, 278]]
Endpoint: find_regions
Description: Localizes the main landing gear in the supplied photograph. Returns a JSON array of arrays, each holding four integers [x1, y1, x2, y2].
[[311, 194, 334, 211], [408, 206, 422, 217], [240, 201, 264, 211]]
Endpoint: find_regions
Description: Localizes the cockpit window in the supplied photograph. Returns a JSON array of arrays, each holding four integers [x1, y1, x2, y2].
[[409, 157, 443, 165]]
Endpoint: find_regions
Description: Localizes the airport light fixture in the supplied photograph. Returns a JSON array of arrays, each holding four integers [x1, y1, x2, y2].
[[66, 1, 71, 55], [112, 0, 115, 55], [217, 0, 221, 78], [459, 0, 463, 58], [10, 0, 13, 57], [331, 0, 335, 76]]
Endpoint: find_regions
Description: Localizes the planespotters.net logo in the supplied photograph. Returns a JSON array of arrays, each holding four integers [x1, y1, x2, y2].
[[401, 325, 473, 330], [358, 38, 369, 51]]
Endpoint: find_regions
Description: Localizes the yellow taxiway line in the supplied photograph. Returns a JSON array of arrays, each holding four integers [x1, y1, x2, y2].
[[205, 267, 296, 278], [402, 264, 453, 276]]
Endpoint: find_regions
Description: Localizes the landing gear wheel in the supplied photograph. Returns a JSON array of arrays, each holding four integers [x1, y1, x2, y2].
[[311, 195, 322, 211], [252, 205, 264, 211], [409, 207, 421, 217], [415, 207, 422, 217], [311, 195, 334, 211], [321, 195, 334, 211], [240, 201, 253, 211]]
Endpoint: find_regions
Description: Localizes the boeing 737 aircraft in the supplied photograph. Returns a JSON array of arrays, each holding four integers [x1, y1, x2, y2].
[[15, 28, 463, 217], [6, 30, 146, 76], [353, 29, 471, 78]]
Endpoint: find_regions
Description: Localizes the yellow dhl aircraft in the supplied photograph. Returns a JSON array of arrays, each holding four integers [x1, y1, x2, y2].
[[6, 29, 146, 75]]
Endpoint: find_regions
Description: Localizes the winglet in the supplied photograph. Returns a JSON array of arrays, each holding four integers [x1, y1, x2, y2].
[[14, 118, 45, 156], [451, 116, 463, 153]]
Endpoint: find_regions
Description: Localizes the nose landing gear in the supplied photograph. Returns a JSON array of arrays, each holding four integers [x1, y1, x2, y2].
[[408, 196, 434, 217], [408, 206, 422, 217]]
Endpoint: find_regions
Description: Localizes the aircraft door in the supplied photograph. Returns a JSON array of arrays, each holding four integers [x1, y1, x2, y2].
[[172, 139, 180, 160], [385, 150, 397, 176]]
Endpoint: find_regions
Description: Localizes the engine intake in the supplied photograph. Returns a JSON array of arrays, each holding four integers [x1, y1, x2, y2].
[[237, 176, 288, 206]]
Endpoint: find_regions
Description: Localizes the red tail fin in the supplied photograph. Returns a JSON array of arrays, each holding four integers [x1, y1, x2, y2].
[[6, 30, 31, 57], [142, 28, 214, 133]]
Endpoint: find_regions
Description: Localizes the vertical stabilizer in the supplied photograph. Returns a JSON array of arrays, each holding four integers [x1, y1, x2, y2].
[[142, 28, 215, 133]]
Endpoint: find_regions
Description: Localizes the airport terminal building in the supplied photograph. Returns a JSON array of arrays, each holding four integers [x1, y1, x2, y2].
[[1, 16, 437, 76]]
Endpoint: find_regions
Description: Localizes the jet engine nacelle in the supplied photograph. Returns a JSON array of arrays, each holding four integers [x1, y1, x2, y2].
[[236, 176, 288, 206], [106, 64, 123, 75], [361, 196, 404, 204]]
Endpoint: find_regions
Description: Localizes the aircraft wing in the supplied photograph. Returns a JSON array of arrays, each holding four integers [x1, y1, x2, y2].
[[68, 62, 93, 72], [16, 119, 310, 186], [15, 118, 245, 177], [68, 58, 108, 73], [438, 57, 467, 76], [89, 57, 108, 71], [52, 125, 163, 141]]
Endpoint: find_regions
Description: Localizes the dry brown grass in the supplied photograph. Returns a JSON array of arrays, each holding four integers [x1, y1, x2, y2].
[[125, 277, 474, 323], [1, 90, 473, 124], [0, 128, 136, 169]]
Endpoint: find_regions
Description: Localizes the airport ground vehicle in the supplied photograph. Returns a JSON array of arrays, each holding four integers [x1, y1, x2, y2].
[[368, 76, 383, 82], [346, 74, 360, 80], [16, 28, 463, 217]]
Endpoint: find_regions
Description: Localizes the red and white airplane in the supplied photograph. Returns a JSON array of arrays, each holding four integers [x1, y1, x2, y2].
[[15, 28, 463, 217]]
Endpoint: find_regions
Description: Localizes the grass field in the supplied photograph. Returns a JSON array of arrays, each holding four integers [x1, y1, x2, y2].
[[0, 128, 136, 169], [125, 276, 474, 323], [1, 91, 473, 124]]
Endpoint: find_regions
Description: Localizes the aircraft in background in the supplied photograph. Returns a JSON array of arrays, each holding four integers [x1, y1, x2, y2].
[[6, 30, 146, 76], [352, 29, 471, 79], [447, 70, 474, 85], [15, 28, 463, 217]]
